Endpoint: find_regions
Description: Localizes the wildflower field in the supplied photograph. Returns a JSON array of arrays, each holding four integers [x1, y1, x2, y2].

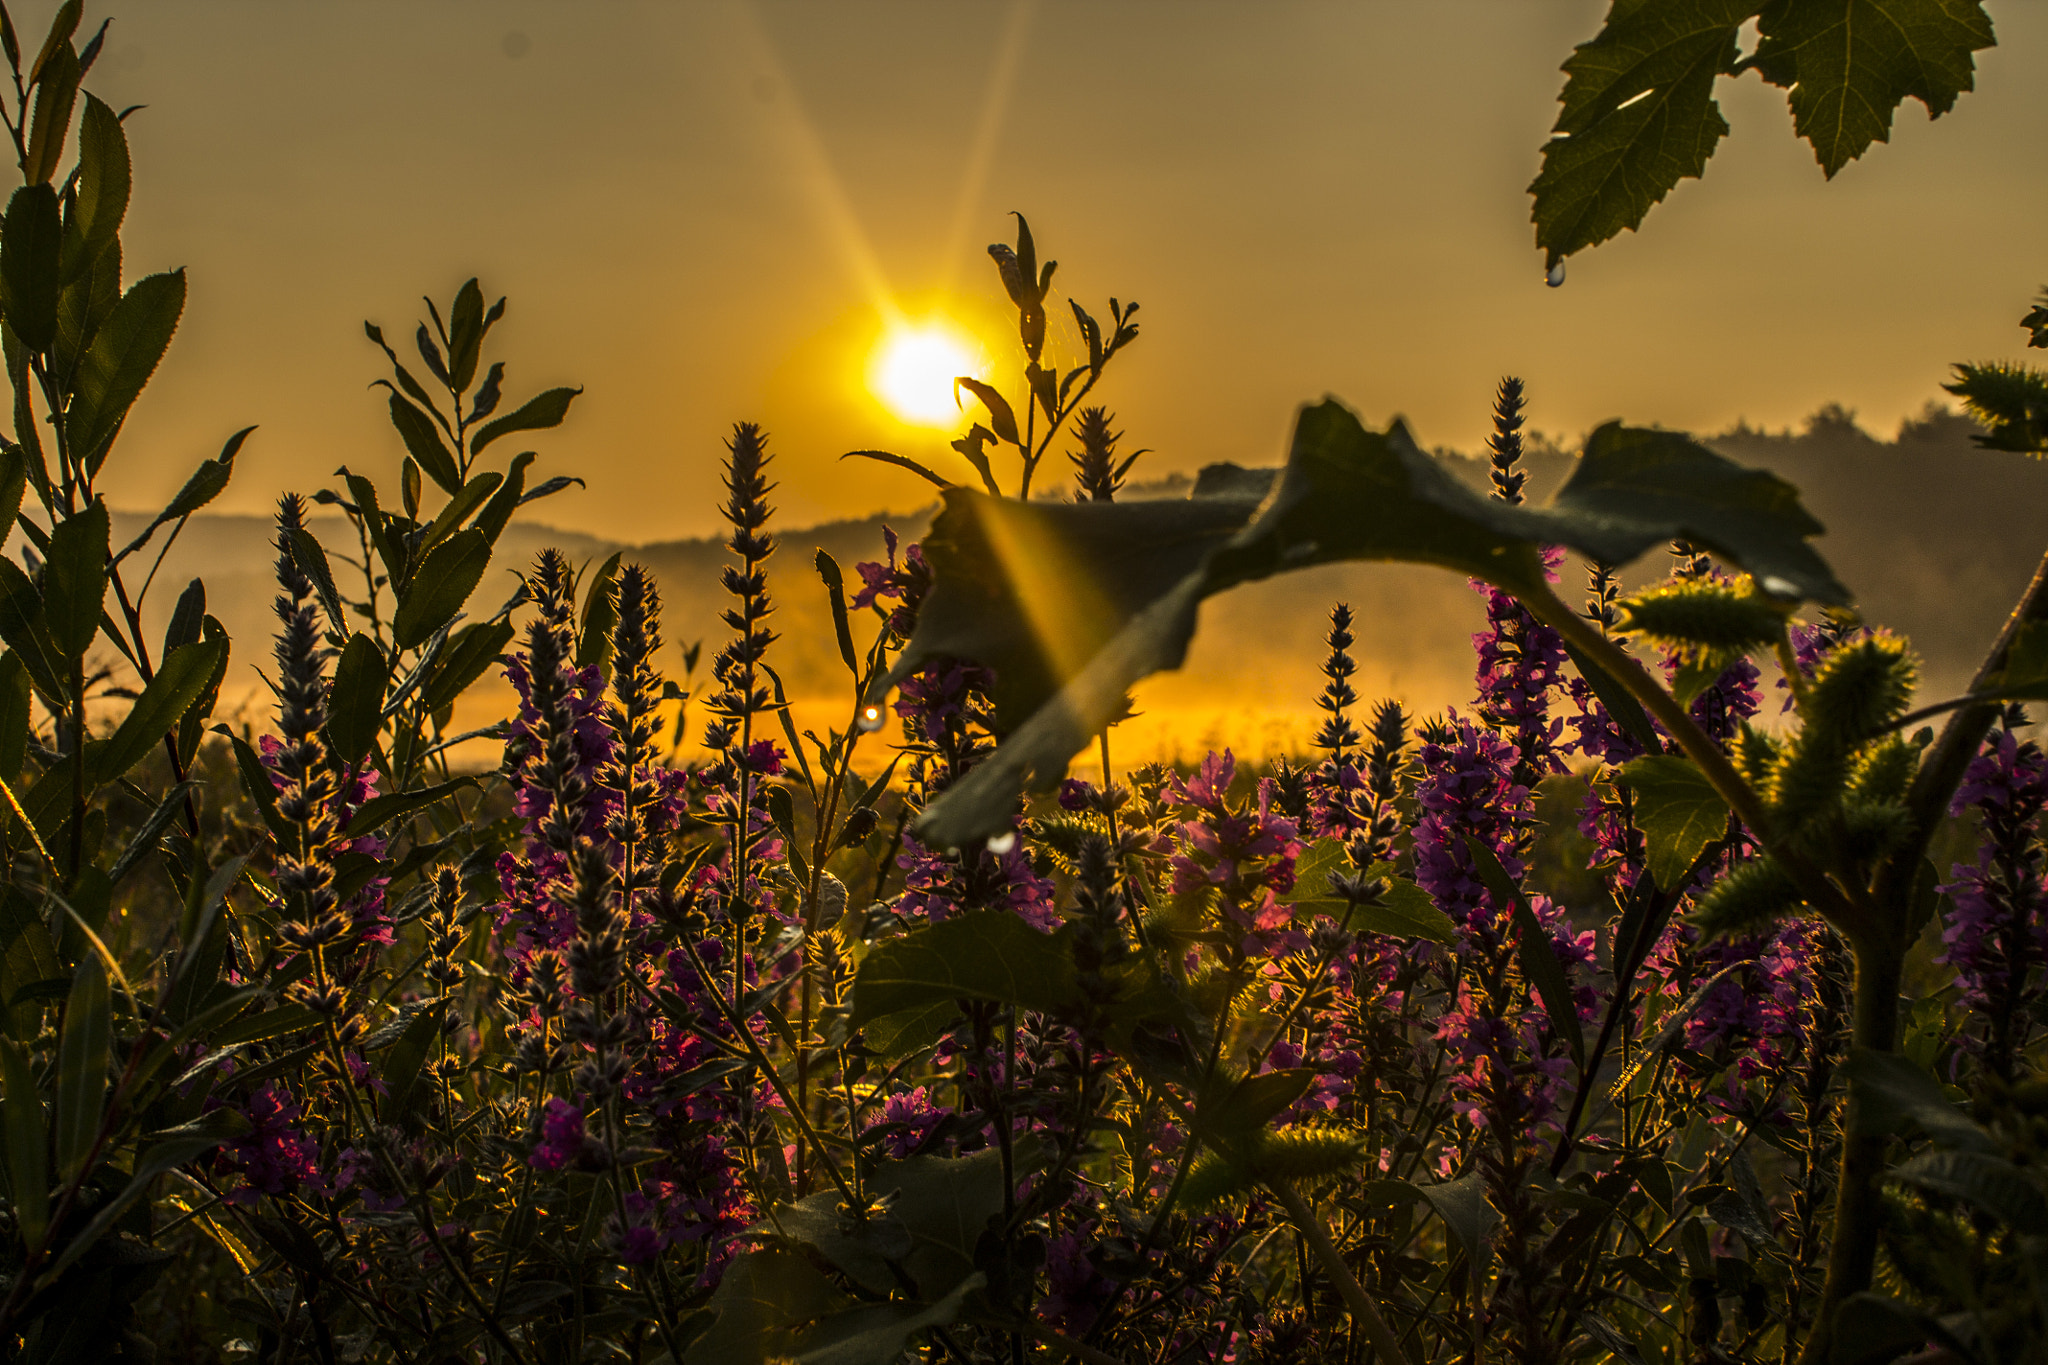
[[3, 3, 2048, 1364]]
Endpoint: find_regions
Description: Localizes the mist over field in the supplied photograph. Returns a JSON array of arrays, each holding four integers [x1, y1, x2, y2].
[[138, 403, 2043, 765]]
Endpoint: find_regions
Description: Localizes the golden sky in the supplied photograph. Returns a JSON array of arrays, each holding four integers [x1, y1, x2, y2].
[[70, 0, 2048, 543]]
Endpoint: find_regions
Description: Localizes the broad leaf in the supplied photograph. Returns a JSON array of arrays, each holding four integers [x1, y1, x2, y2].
[[386, 392, 462, 495], [43, 498, 109, 660], [69, 270, 186, 473], [422, 620, 514, 715], [851, 912, 1077, 1027], [1529, 0, 1755, 265], [1753, 0, 1994, 177], [53, 953, 109, 1180], [1615, 754, 1729, 891], [91, 637, 227, 786], [898, 399, 1846, 844], [73, 93, 128, 249], [392, 527, 490, 650], [866, 1140, 1031, 1300], [1842, 1047, 1995, 1152], [0, 184, 60, 351], [1417, 1171, 1498, 1283], [470, 385, 579, 456], [325, 633, 387, 768]]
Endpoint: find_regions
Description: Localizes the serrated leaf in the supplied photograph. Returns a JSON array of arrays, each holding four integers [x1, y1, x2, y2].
[[422, 620, 514, 715], [392, 527, 490, 650], [1530, 0, 1754, 264], [900, 399, 1845, 845], [92, 637, 226, 786], [1842, 1047, 1995, 1152], [851, 912, 1076, 1026], [43, 498, 108, 661], [470, 385, 578, 456], [74, 94, 129, 249], [1753, 0, 1994, 178], [385, 392, 462, 495], [1, 183, 61, 351], [1615, 754, 1730, 892], [69, 270, 185, 474]]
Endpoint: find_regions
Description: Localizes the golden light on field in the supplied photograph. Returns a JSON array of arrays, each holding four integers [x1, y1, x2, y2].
[[870, 322, 983, 427]]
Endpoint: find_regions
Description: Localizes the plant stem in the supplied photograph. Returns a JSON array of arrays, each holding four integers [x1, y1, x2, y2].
[[1267, 1177, 1415, 1365]]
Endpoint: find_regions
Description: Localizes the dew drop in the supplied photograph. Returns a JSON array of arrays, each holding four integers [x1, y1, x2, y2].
[[985, 831, 1017, 856], [1545, 260, 1566, 288], [856, 703, 886, 733]]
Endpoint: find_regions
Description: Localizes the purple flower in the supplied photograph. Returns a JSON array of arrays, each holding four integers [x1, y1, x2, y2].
[[1410, 717, 1526, 935], [1940, 728, 2048, 1020], [1165, 751, 1304, 957], [221, 1083, 327, 1204], [529, 1098, 588, 1172]]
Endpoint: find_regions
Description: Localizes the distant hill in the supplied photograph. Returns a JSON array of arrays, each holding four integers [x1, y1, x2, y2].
[[106, 404, 2048, 761]]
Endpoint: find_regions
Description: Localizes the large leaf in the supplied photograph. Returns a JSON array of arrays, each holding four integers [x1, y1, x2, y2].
[[325, 633, 386, 768], [1, 1035, 48, 1245], [1842, 1047, 1995, 1152], [385, 392, 462, 495], [392, 527, 490, 650], [73, 93, 129, 250], [91, 637, 227, 786], [867, 1140, 1029, 1300], [1615, 754, 1730, 891], [42, 498, 108, 661], [1752, 0, 1995, 177], [1, 183, 61, 351], [681, 1248, 845, 1365], [470, 385, 579, 456], [850, 912, 1077, 1027], [1529, 0, 1755, 265], [898, 399, 1847, 844], [68, 269, 186, 473], [53, 953, 108, 1180]]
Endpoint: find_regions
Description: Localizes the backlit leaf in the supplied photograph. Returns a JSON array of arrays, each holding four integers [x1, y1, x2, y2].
[[91, 637, 227, 786], [53, 952, 108, 1180], [1753, 0, 1994, 177], [393, 527, 490, 650], [0, 184, 60, 351], [852, 912, 1077, 1027], [325, 633, 387, 769], [69, 269, 185, 473], [470, 385, 578, 456], [1615, 754, 1730, 891]]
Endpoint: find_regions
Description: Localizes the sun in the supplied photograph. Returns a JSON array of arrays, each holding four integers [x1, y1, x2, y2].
[[870, 321, 982, 427]]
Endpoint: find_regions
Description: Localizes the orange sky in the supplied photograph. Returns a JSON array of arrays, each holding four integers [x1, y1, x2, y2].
[[67, 1, 2048, 543]]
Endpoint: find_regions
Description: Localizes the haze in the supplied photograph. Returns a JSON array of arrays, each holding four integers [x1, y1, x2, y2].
[[53, 0, 2048, 545]]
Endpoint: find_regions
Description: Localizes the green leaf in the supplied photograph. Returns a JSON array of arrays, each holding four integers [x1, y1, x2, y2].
[[789, 1274, 984, 1365], [682, 1248, 847, 1365], [0, 651, 29, 786], [392, 527, 490, 650], [1890, 1148, 2048, 1234], [41, 1110, 248, 1284], [52, 952, 108, 1181], [212, 1003, 321, 1048], [900, 399, 1846, 845], [867, 1140, 1030, 1300], [1197, 1069, 1315, 1147], [1563, 639, 1663, 752], [471, 450, 533, 545], [577, 551, 624, 675], [470, 385, 579, 456], [1943, 361, 2048, 455], [446, 278, 485, 392], [1416, 1171, 1497, 1283], [386, 392, 463, 495], [91, 637, 227, 786], [115, 427, 252, 560], [42, 498, 107, 660], [378, 1000, 446, 1120], [1753, 0, 1994, 178], [851, 913, 1077, 1027], [22, 29, 78, 186], [1, 183, 61, 351], [418, 470, 502, 553], [342, 776, 477, 839], [422, 620, 514, 716], [285, 526, 348, 639], [73, 94, 128, 250], [0, 442, 26, 548], [0, 562, 60, 703], [1, 1035, 49, 1245], [1529, 0, 1755, 265], [325, 633, 387, 769], [1615, 754, 1730, 892], [1365, 876, 1462, 946], [1842, 1047, 1995, 1152], [1982, 619, 2048, 700], [177, 616, 231, 768], [0, 886, 62, 1037], [68, 270, 186, 474], [816, 550, 859, 673]]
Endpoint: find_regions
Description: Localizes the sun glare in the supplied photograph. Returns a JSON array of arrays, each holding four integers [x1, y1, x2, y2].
[[871, 322, 981, 427]]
